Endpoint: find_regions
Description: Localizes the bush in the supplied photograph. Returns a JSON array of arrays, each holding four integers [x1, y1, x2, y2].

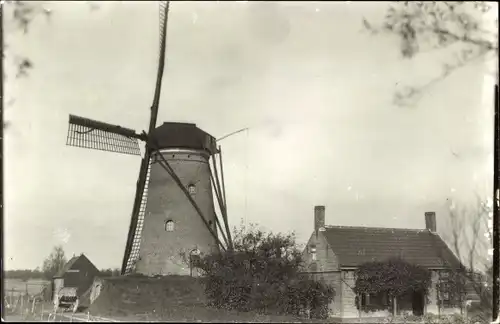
[[198, 224, 335, 318], [284, 278, 335, 319]]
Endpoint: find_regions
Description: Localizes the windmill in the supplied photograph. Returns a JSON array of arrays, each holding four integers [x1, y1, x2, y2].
[[65, 1, 233, 276]]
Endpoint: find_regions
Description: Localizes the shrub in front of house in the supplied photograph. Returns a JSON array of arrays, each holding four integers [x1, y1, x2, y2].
[[284, 278, 336, 319], [198, 225, 335, 318]]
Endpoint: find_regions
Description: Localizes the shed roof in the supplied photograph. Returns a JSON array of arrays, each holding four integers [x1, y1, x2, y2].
[[321, 226, 460, 269], [54, 254, 96, 278]]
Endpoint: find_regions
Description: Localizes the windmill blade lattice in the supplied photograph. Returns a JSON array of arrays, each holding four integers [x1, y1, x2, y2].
[[121, 1, 171, 275], [123, 157, 152, 274], [66, 115, 142, 156]]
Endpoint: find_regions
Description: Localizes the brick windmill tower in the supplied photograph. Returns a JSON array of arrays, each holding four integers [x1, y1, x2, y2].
[[65, 1, 232, 276]]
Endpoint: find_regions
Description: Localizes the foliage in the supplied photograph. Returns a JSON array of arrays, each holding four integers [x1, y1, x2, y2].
[[354, 258, 432, 297], [363, 1, 498, 106], [41, 245, 67, 280], [285, 277, 336, 319], [198, 223, 335, 318], [99, 268, 121, 277], [2, 1, 99, 80], [2, 1, 52, 79]]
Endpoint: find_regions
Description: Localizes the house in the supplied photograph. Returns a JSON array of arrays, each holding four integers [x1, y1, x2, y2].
[[52, 253, 100, 304], [301, 206, 466, 320]]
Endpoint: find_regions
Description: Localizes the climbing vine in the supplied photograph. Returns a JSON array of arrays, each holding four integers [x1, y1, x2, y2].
[[354, 258, 432, 299]]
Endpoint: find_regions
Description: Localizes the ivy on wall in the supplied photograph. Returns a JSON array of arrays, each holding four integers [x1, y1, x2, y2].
[[354, 258, 432, 298]]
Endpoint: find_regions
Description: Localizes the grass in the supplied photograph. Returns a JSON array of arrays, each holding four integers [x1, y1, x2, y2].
[[4, 278, 49, 297], [87, 275, 329, 323], [91, 305, 330, 323]]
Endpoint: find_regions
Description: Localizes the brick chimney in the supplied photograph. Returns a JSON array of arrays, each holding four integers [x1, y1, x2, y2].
[[425, 212, 436, 232], [314, 205, 325, 234]]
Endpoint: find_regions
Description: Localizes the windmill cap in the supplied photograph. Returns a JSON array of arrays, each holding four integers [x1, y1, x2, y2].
[[151, 122, 218, 155]]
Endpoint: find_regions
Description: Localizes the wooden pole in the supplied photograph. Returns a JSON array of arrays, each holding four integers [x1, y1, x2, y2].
[[218, 146, 232, 248], [493, 81, 499, 322], [209, 168, 230, 247], [212, 154, 233, 250], [31, 297, 36, 314], [358, 294, 362, 320], [218, 146, 228, 207]]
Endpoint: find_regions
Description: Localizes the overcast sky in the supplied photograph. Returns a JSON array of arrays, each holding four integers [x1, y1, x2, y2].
[[4, 1, 496, 270]]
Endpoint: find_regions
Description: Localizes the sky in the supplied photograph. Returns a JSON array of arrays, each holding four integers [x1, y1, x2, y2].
[[3, 1, 497, 270]]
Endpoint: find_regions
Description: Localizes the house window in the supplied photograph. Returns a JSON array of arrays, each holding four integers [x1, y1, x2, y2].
[[165, 220, 174, 232], [310, 246, 317, 261], [360, 293, 367, 307], [189, 249, 201, 270], [361, 293, 377, 307], [439, 272, 452, 303], [359, 292, 386, 310], [188, 184, 196, 195], [439, 282, 451, 302]]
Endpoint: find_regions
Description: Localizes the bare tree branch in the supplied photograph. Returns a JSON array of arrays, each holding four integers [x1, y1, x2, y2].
[[364, 1, 498, 107]]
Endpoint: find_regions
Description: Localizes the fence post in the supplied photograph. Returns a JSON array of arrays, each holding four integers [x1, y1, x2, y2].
[[10, 289, 14, 306], [31, 297, 37, 314]]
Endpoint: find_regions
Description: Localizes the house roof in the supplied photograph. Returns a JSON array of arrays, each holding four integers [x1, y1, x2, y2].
[[54, 254, 94, 278], [321, 226, 460, 269]]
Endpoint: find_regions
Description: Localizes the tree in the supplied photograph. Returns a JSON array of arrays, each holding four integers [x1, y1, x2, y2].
[[443, 196, 495, 322], [99, 268, 121, 277], [198, 222, 335, 319], [4, 269, 45, 280], [363, 1, 498, 107], [42, 245, 67, 280]]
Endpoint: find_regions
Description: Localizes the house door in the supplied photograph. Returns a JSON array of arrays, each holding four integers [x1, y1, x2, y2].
[[412, 290, 425, 316]]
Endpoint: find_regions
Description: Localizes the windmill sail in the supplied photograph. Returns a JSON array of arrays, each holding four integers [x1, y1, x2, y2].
[[122, 156, 152, 274], [121, 1, 171, 275], [66, 115, 143, 156]]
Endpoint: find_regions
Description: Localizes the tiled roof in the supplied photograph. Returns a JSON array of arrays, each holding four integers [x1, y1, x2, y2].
[[322, 226, 460, 269]]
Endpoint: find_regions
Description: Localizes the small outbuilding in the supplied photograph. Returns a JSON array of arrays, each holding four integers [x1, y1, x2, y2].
[[52, 253, 100, 304]]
